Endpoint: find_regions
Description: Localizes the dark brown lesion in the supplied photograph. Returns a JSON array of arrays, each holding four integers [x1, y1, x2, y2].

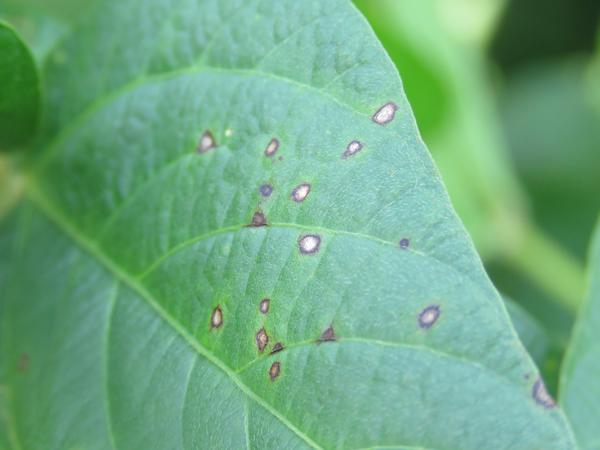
[[318, 325, 336, 343], [270, 342, 284, 354], [249, 211, 267, 227], [269, 361, 281, 381], [256, 328, 269, 353]]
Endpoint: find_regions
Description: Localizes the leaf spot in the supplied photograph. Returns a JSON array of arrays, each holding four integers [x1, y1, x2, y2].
[[372, 102, 398, 125], [250, 211, 267, 227], [399, 238, 410, 249], [418, 305, 440, 329], [318, 325, 336, 343], [271, 342, 284, 354], [532, 378, 555, 408], [291, 183, 311, 202], [298, 234, 321, 255], [269, 361, 281, 381], [197, 131, 217, 153], [264, 138, 279, 157], [342, 140, 363, 159], [256, 328, 269, 353], [259, 298, 270, 314], [259, 184, 273, 197], [211, 306, 223, 329]]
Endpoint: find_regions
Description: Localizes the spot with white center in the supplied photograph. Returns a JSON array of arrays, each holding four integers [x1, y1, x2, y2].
[[291, 183, 311, 202], [298, 234, 321, 255], [197, 130, 217, 153], [264, 138, 279, 157], [342, 140, 363, 159], [372, 102, 398, 125], [259, 298, 270, 314], [418, 305, 440, 329], [532, 378, 555, 408], [211, 306, 223, 329]]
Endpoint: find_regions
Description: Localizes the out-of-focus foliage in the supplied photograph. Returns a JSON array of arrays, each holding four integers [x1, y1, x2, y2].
[[0, 0, 95, 63], [560, 218, 600, 449], [0, 22, 39, 149], [502, 57, 600, 259]]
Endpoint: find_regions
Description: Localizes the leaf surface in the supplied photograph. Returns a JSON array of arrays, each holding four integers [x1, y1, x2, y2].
[[504, 297, 551, 366], [561, 219, 600, 449], [0, 21, 39, 149], [1, 0, 575, 448]]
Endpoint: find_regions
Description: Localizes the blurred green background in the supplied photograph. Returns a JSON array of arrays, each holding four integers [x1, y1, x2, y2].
[[1, 0, 599, 393]]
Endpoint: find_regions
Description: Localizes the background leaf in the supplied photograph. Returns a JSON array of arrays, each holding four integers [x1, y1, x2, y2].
[[1, 0, 577, 448], [0, 21, 40, 150], [560, 217, 600, 449]]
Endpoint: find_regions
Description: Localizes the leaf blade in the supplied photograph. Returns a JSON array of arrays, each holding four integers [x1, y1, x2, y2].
[[2, 0, 576, 448]]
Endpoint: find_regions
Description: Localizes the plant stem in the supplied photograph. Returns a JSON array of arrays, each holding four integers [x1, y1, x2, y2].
[[505, 222, 586, 314]]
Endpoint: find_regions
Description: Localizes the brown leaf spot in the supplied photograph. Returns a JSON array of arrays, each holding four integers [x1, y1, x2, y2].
[[270, 342, 284, 354], [298, 234, 321, 255], [318, 325, 336, 343], [197, 131, 217, 153], [399, 238, 410, 249], [256, 328, 269, 353], [418, 305, 440, 329], [259, 298, 270, 314], [250, 211, 267, 227], [372, 102, 398, 125], [269, 361, 281, 381], [264, 138, 279, 157], [211, 306, 223, 329], [342, 140, 363, 159], [291, 183, 311, 202], [532, 378, 555, 408]]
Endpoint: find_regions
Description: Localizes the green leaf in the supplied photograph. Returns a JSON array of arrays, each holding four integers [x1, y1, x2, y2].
[[1, 0, 575, 448], [0, 21, 40, 150], [560, 218, 600, 449]]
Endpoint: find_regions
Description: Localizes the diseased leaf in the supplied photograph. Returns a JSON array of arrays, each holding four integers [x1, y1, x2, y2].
[[0, 0, 576, 448], [560, 218, 600, 449], [0, 21, 39, 149]]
